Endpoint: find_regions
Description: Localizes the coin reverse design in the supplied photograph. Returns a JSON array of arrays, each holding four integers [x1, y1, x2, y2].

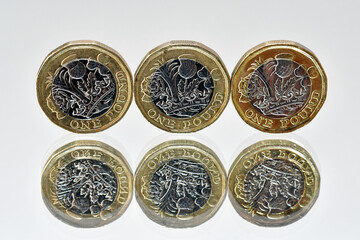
[[228, 139, 320, 227], [41, 140, 133, 228], [135, 140, 227, 228], [231, 40, 327, 132], [135, 41, 230, 132], [37, 40, 133, 133]]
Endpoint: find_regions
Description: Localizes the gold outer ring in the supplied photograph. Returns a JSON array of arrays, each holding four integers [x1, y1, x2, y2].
[[135, 140, 227, 228], [41, 140, 133, 228], [37, 40, 133, 133], [134, 41, 230, 133], [231, 40, 327, 133], [228, 139, 320, 227]]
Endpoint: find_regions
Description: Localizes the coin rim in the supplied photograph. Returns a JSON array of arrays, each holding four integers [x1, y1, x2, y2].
[[37, 40, 133, 133], [134, 139, 227, 228], [231, 40, 327, 133], [41, 140, 133, 228], [134, 40, 230, 133], [228, 139, 320, 227]]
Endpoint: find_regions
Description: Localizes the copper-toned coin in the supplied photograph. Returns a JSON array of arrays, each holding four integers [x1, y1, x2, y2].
[[135, 41, 230, 132], [135, 140, 227, 228], [41, 140, 133, 228], [228, 139, 320, 227], [231, 41, 327, 132], [37, 40, 132, 133]]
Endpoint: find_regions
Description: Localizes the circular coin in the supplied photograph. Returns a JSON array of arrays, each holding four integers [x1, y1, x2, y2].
[[135, 140, 226, 228], [37, 40, 133, 133], [231, 40, 327, 132], [41, 140, 133, 228], [135, 41, 230, 132], [228, 139, 320, 227]]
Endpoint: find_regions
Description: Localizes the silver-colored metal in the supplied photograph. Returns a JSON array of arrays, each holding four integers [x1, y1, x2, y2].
[[52, 59, 116, 119], [55, 159, 118, 215], [247, 59, 311, 118], [243, 159, 305, 215], [41, 140, 133, 228], [149, 56, 214, 118], [149, 159, 212, 216]]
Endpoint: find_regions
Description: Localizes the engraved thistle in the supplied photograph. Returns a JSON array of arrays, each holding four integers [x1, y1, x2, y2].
[[243, 159, 304, 215], [144, 55, 214, 118], [243, 55, 311, 118], [55, 159, 117, 215], [52, 59, 116, 119], [149, 159, 211, 216]]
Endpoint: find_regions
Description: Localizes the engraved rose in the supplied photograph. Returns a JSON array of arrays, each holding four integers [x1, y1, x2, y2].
[[149, 58, 214, 118], [149, 159, 211, 216], [56, 159, 117, 215], [243, 160, 304, 215], [52, 59, 116, 119]]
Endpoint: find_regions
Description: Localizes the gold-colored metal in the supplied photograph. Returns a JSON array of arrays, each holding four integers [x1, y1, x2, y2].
[[135, 41, 230, 133], [41, 140, 133, 228], [228, 139, 320, 227], [37, 40, 133, 133], [135, 140, 227, 228], [231, 40, 327, 133]]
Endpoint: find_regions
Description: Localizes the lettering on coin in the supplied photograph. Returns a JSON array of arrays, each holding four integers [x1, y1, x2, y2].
[[243, 159, 304, 215], [149, 56, 214, 118], [55, 159, 118, 215], [52, 59, 116, 119], [149, 159, 211, 216], [247, 59, 311, 118]]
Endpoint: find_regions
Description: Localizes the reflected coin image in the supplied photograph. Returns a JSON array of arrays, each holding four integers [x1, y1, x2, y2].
[[41, 140, 133, 228], [135, 41, 230, 132], [135, 140, 226, 228], [231, 40, 327, 132], [228, 139, 320, 227], [37, 40, 133, 133]]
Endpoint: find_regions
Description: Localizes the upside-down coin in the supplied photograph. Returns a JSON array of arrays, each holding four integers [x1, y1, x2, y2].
[[135, 140, 226, 228], [135, 41, 230, 132], [41, 140, 133, 228], [37, 40, 132, 133], [228, 139, 320, 227], [231, 40, 327, 132]]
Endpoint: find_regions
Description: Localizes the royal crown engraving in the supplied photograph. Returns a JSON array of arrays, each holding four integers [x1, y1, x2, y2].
[[55, 159, 118, 215], [242, 159, 304, 216], [149, 159, 211, 216], [52, 59, 116, 119], [239, 54, 312, 118], [143, 55, 214, 118]]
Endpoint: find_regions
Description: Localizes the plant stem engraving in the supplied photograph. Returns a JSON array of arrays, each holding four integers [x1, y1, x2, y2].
[[148, 56, 214, 118], [52, 59, 116, 119], [56, 159, 117, 215], [247, 59, 311, 118], [243, 159, 304, 215], [149, 159, 211, 216]]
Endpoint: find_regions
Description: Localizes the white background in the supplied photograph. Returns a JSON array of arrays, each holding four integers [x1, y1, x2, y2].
[[1, 0, 359, 239]]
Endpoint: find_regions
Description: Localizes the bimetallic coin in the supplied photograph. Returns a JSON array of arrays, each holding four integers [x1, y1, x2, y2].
[[41, 140, 133, 228], [135, 41, 230, 132], [135, 140, 226, 228], [228, 139, 320, 227], [37, 40, 132, 133], [231, 41, 327, 132]]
